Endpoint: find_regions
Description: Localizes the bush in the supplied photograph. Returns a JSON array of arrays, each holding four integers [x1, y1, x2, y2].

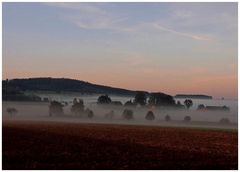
[[165, 115, 171, 122], [145, 111, 155, 120], [49, 101, 64, 116], [122, 109, 134, 120], [7, 107, 18, 117], [184, 116, 191, 122], [85, 108, 94, 118], [219, 118, 230, 124]]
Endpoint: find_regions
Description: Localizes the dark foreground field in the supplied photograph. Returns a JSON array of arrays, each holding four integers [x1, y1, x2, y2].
[[3, 120, 238, 170]]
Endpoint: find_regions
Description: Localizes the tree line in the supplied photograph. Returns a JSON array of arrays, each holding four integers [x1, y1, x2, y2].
[[97, 91, 193, 109]]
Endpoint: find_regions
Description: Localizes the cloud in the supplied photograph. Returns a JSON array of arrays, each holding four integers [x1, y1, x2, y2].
[[45, 2, 132, 32], [153, 23, 212, 41], [165, 4, 237, 41], [44, 3, 223, 42], [68, 15, 129, 30]]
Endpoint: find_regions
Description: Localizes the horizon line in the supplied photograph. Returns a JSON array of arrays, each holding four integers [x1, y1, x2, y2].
[[2, 76, 220, 98]]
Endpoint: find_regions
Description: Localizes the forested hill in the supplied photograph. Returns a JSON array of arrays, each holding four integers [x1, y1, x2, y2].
[[2, 77, 148, 96]]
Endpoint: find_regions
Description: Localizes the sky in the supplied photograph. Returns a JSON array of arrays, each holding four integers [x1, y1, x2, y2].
[[2, 2, 238, 99]]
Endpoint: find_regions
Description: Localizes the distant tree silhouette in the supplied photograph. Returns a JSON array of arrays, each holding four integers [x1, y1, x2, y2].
[[184, 116, 191, 122], [3, 85, 42, 102], [197, 104, 205, 110], [43, 97, 49, 102], [177, 101, 181, 105], [175, 100, 185, 109], [71, 99, 84, 116], [148, 92, 175, 106], [145, 111, 155, 120], [122, 109, 134, 120], [205, 105, 230, 112], [49, 101, 64, 116], [184, 99, 193, 109], [134, 91, 147, 106], [97, 95, 112, 104], [73, 98, 78, 105], [165, 115, 171, 122], [7, 107, 18, 117], [222, 106, 230, 111], [85, 108, 94, 118]]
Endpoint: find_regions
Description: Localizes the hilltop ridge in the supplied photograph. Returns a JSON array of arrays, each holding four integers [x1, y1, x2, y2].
[[2, 77, 147, 96]]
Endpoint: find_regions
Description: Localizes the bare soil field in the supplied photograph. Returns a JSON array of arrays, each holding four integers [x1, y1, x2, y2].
[[2, 120, 238, 170]]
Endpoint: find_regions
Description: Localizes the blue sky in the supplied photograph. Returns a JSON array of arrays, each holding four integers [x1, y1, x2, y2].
[[2, 2, 238, 98]]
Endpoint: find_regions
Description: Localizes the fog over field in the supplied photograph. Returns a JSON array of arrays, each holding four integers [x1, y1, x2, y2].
[[2, 94, 237, 129], [2, 2, 238, 170]]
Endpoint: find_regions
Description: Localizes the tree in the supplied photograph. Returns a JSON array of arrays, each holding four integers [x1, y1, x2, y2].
[[43, 97, 49, 102], [176, 100, 185, 109], [7, 107, 18, 117], [197, 104, 205, 110], [49, 101, 64, 116], [222, 106, 230, 111], [184, 99, 193, 109], [145, 111, 155, 120], [85, 108, 94, 118], [177, 101, 181, 105], [73, 98, 78, 105], [165, 115, 171, 122], [122, 109, 134, 120], [134, 91, 147, 106], [71, 99, 84, 116], [184, 116, 191, 122], [148, 92, 175, 106], [97, 95, 112, 104]]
